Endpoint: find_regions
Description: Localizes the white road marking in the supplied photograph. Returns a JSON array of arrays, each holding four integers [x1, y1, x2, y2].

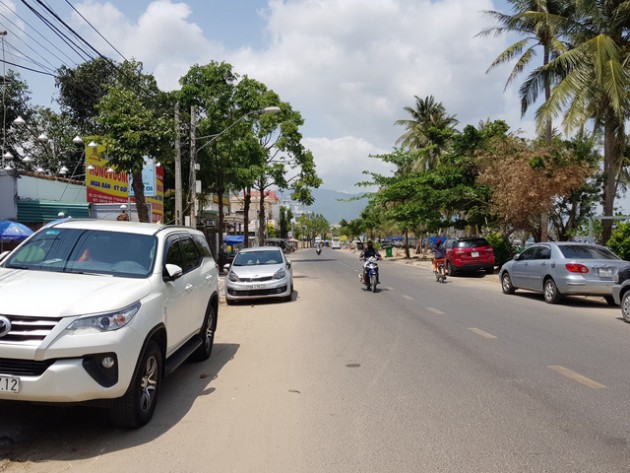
[[468, 327, 497, 339], [426, 307, 444, 314], [547, 365, 607, 390]]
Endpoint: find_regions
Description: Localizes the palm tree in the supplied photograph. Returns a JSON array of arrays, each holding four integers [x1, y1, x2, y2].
[[479, 0, 569, 143], [394, 95, 458, 171], [532, 0, 630, 242]]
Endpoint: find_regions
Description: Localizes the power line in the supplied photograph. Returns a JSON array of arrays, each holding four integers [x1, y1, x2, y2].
[[0, 58, 55, 76], [19, 0, 95, 63], [3, 34, 59, 72], [0, 12, 74, 68], [33, 0, 105, 60], [65, 0, 128, 62]]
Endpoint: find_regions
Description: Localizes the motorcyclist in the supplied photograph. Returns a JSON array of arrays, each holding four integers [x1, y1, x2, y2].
[[432, 239, 446, 273], [359, 240, 381, 285]]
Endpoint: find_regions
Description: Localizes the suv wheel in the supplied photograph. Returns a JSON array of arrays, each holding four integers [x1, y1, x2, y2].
[[621, 292, 630, 323], [110, 340, 162, 429], [191, 305, 216, 361], [446, 261, 457, 277]]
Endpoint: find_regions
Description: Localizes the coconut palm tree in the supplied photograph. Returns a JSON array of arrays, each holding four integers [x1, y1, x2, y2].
[[531, 0, 630, 242], [479, 0, 569, 144], [394, 95, 458, 171]]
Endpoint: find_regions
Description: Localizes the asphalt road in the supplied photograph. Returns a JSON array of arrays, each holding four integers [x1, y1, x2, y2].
[[1, 247, 629, 472]]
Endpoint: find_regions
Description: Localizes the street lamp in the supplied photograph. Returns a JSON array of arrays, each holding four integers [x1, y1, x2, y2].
[[187, 105, 281, 228]]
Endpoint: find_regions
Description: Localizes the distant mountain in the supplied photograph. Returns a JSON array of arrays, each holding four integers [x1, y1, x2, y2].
[[305, 188, 368, 224]]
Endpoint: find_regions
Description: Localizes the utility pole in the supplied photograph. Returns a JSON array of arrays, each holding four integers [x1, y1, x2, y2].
[[174, 102, 182, 225], [190, 106, 197, 228]]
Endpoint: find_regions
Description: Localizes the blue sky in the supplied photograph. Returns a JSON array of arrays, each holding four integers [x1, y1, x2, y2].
[[2, 0, 542, 195]]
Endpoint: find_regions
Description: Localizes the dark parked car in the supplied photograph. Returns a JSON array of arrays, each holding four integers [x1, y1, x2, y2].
[[444, 237, 495, 276], [611, 266, 630, 321]]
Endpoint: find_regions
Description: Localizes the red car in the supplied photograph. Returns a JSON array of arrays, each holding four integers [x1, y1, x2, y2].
[[444, 237, 495, 276]]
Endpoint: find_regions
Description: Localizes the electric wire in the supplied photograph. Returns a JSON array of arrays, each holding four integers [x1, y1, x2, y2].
[[65, 0, 128, 62], [4, 37, 57, 72], [19, 0, 94, 62], [0, 10, 74, 67], [33, 0, 105, 60], [0, 58, 54, 76]]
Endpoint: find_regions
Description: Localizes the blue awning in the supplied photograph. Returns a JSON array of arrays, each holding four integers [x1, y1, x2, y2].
[[225, 235, 244, 244]]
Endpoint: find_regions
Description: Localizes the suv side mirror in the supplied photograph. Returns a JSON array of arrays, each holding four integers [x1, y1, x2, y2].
[[163, 263, 183, 281]]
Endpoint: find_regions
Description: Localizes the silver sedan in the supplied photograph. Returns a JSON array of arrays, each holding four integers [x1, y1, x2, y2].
[[225, 246, 293, 304], [499, 242, 627, 305]]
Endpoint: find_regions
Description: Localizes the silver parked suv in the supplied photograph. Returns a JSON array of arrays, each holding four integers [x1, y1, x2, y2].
[[0, 219, 219, 428]]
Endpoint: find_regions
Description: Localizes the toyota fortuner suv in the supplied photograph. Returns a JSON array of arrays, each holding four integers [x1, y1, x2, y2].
[[0, 219, 219, 428]]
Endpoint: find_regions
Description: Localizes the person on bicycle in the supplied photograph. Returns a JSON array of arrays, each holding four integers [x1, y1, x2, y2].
[[432, 239, 446, 273], [359, 240, 381, 284]]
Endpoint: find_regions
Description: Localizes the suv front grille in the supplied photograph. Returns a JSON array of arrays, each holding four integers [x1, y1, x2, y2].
[[0, 358, 56, 376], [0, 358, 55, 376], [0, 315, 62, 346]]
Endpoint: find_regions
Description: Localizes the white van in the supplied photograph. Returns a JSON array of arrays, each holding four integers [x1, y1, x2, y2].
[[331, 237, 341, 249]]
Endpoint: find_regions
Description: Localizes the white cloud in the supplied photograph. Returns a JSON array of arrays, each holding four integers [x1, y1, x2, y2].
[[62, 0, 539, 193], [303, 136, 394, 194]]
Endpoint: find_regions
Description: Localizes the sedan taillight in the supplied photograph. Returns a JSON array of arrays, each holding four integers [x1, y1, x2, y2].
[[565, 263, 589, 274]]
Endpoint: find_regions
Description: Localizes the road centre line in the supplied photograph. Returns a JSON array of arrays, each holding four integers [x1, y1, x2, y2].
[[426, 307, 444, 314], [547, 365, 607, 390], [468, 327, 497, 339], [403, 295, 414, 301]]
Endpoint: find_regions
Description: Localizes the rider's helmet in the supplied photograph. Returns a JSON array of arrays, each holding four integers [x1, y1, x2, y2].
[[367, 240, 373, 247]]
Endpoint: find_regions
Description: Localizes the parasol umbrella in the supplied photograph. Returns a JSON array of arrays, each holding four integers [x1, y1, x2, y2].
[[0, 220, 34, 242]]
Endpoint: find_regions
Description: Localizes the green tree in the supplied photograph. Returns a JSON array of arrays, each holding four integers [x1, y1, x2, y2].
[[96, 61, 175, 222], [56, 57, 118, 134], [607, 221, 630, 261]]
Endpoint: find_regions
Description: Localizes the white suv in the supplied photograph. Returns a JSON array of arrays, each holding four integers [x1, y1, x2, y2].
[[0, 219, 219, 428]]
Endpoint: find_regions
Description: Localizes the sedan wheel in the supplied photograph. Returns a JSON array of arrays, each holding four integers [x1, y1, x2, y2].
[[501, 273, 515, 294], [543, 278, 562, 304], [621, 292, 630, 323]]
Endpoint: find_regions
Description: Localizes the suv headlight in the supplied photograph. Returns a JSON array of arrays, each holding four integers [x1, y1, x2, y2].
[[66, 302, 141, 333], [273, 268, 286, 279]]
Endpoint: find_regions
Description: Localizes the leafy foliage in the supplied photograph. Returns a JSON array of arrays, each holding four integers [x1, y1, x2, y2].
[[607, 222, 630, 261]]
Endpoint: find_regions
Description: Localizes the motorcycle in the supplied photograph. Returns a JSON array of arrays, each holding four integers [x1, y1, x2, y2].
[[435, 259, 447, 283], [358, 256, 380, 292], [316, 246, 322, 255]]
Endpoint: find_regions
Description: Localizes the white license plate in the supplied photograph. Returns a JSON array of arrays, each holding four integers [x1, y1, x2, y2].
[[0, 375, 20, 393], [598, 269, 613, 277], [471, 251, 479, 257], [248, 284, 265, 290]]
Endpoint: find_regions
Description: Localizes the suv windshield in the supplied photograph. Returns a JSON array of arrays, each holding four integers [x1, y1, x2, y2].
[[3, 228, 157, 277], [456, 238, 490, 248]]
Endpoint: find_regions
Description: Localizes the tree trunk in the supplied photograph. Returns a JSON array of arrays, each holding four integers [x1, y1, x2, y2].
[[540, 45, 552, 242], [131, 169, 150, 222], [258, 190, 266, 246], [404, 228, 410, 258], [601, 112, 621, 244], [243, 188, 251, 248]]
